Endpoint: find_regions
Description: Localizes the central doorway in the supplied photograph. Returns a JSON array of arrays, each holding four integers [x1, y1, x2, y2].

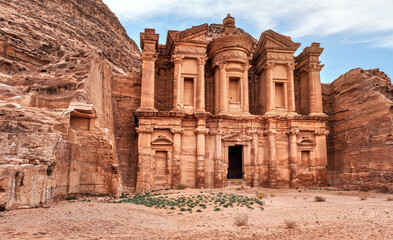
[[227, 145, 243, 179]]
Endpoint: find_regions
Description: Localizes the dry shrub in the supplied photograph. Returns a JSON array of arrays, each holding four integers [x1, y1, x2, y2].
[[269, 194, 275, 197], [387, 196, 393, 201], [314, 196, 326, 202], [234, 214, 248, 226], [256, 192, 265, 199], [284, 219, 297, 229], [359, 195, 367, 201]]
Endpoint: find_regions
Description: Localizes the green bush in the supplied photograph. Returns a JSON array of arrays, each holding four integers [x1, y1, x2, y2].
[[176, 184, 187, 190], [115, 191, 264, 214], [65, 196, 77, 201]]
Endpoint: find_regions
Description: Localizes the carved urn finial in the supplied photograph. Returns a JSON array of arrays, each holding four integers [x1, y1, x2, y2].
[[223, 14, 235, 27]]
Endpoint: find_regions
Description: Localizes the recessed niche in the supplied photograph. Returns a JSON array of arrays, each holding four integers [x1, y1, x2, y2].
[[301, 150, 311, 169], [155, 151, 168, 176], [184, 77, 194, 107], [275, 82, 285, 109], [70, 116, 90, 131], [229, 77, 240, 103]]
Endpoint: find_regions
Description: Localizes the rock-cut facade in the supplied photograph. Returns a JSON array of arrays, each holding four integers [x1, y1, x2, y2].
[[135, 15, 329, 191]]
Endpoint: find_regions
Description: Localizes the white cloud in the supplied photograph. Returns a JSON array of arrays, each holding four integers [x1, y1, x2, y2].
[[103, 0, 393, 48]]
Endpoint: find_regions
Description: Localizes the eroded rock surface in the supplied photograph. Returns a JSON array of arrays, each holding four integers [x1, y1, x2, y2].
[[0, 0, 141, 209], [323, 68, 393, 192]]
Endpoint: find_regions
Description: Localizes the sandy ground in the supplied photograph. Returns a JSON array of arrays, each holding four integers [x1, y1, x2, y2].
[[1, 188, 392, 240]]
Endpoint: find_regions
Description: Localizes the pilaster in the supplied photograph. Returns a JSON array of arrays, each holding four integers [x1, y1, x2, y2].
[[264, 129, 277, 188], [314, 127, 329, 185], [138, 53, 158, 112], [242, 62, 251, 113], [195, 125, 209, 188], [287, 63, 296, 112], [171, 55, 184, 111], [209, 129, 224, 188], [196, 56, 208, 112], [170, 127, 184, 188], [287, 128, 300, 188], [263, 62, 274, 112], [136, 126, 153, 192], [247, 130, 260, 187], [218, 62, 228, 113]]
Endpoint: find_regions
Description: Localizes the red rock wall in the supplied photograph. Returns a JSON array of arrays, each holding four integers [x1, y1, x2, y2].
[[0, 0, 141, 209], [112, 73, 141, 192], [323, 68, 393, 192]]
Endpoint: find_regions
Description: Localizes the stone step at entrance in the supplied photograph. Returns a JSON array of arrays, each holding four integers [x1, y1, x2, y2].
[[226, 179, 247, 188]]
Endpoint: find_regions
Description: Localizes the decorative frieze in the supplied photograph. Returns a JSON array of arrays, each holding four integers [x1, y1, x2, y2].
[[314, 128, 329, 135]]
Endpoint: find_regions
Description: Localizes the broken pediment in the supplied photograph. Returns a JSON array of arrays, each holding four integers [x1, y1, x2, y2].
[[255, 30, 301, 54], [179, 24, 208, 42], [151, 135, 173, 145], [168, 24, 209, 43]]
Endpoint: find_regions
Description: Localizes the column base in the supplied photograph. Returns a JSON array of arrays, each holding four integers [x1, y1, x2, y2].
[[170, 107, 184, 113], [308, 112, 328, 117], [194, 109, 206, 113], [217, 110, 228, 115]]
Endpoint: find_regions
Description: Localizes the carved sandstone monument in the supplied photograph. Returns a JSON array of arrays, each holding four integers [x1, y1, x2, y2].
[[0, 0, 392, 209], [135, 15, 329, 191]]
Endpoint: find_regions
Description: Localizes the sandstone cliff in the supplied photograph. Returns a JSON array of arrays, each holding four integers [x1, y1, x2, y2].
[[322, 68, 393, 192], [0, 0, 141, 209]]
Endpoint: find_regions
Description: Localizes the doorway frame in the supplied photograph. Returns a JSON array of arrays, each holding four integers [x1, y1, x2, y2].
[[222, 138, 252, 185], [227, 145, 244, 179]]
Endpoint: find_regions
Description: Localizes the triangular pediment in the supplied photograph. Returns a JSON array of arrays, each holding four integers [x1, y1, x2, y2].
[[222, 133, 253, 142]]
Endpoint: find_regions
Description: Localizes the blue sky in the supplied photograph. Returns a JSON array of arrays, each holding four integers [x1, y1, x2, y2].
[[103, 0, 393, 83]]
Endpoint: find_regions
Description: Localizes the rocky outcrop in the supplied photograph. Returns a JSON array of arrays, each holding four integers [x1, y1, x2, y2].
[[323, 68, 393, 192], [0, 0, 141, 209]]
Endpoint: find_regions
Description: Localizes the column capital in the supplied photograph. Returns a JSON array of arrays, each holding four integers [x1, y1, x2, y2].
[[305, 63, 324, 72], [209, 129, 224, 135], [141, 52, 158, 62], [171, 55, 184, 64], [287, 62, 296, 71], [197, 56, 208, 65], [218, 61, 227, 70], [314, 128, 329, 135], [136, 127, 153, 133], [244, 62, 251, 71], [195, 128, 209, 135], [247, 130, 260, 136], [264, 129, 277, 136], [170, 128, 184, 134], [262, 62, 275, 70], [287, 129, 300, 136]]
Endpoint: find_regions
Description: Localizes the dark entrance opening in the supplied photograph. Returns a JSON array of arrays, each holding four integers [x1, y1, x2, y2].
[[227, 146, 243, 179]]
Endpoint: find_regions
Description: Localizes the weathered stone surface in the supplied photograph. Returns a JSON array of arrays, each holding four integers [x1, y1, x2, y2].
[[135, 14, 329, 191], [1, 0, 392, 210], [0, 0, 141, 209], [323, 68, 393, 192]]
